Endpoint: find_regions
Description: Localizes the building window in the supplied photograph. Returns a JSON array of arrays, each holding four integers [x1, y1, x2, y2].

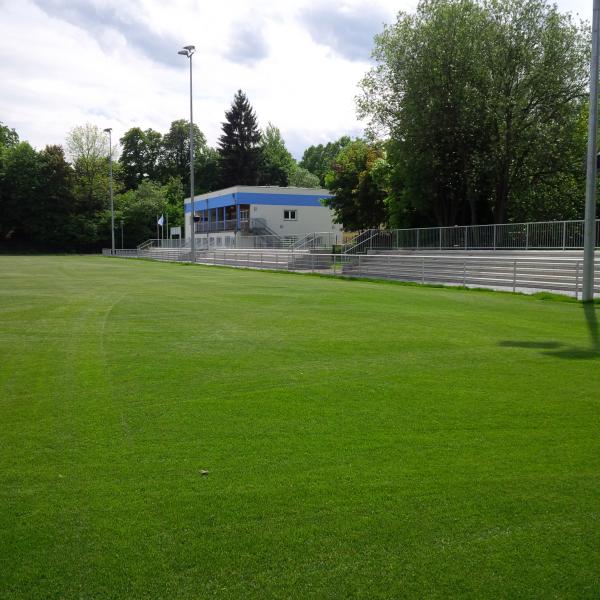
[[284, 209, 297, 221]]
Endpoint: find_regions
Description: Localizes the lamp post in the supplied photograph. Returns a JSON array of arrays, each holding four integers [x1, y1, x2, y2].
[[178, 45, 196, 262], [583, 0, 600, 301], [103, 127, 115, 255]]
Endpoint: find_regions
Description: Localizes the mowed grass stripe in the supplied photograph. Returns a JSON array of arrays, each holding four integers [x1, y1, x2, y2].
[[0, 255, 599, 599]]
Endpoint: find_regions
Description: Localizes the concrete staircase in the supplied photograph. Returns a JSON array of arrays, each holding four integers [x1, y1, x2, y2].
[[341, 250, 600, 294], [195, 249, 326, 271]]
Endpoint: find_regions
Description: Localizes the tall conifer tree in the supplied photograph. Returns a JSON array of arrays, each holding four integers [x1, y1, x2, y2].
[[218, 90, 262, 187]]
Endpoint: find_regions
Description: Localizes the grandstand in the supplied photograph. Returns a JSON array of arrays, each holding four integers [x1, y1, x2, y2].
[[107, 218, 600, 297], [183, 185, 342, 249]]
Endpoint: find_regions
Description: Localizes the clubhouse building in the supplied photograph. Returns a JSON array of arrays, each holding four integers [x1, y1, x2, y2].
[[184, 185, 342, 248]]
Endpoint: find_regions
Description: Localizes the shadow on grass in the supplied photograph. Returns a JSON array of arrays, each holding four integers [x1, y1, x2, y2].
[[500, 304, 600, 360], [584, 302, 600, 349], [498, 341, 563, 350]]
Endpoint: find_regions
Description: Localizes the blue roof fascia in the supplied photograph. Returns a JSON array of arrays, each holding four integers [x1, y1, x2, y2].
[[184, 191, 333, 213], [184, 193, 235, 213], [237, 192, 332, 206]]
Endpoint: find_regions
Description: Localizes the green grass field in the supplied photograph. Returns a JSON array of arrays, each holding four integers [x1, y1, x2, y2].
[[1, 255, 599, 599]]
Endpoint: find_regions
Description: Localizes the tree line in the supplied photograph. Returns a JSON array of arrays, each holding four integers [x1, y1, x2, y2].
[[1, 0, 595, 251], [0, 90, 330, 251], [348, 0, 592, 229]]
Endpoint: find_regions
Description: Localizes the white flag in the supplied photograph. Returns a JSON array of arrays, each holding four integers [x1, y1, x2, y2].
[[157, 214, 164, 227]]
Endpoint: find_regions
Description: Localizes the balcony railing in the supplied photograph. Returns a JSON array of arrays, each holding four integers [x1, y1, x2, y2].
[[194, 219, 249, 233]]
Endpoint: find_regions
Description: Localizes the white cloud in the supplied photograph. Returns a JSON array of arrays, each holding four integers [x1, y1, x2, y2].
[[0, 0, 589, 159]]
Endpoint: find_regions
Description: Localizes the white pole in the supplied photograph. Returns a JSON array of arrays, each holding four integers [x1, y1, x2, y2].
[[179, 45, 196, 261], [103, 128, 115, 255], [189, 52, 195, 261], [583, 0, 600, 301]]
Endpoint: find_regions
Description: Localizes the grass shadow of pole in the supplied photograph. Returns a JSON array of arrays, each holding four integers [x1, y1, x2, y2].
[[543, 302, 600, 359], [499, 305, 600, 360], [583, 301, 599, 352]]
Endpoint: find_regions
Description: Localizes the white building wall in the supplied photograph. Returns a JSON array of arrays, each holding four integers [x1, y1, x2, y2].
[[207, 232, 236, 249], [251, 204, 342, 236], [184, 186, 343, 242]]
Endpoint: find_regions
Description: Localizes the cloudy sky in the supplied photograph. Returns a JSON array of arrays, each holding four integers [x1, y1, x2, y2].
[[0, 0, 593, 158]]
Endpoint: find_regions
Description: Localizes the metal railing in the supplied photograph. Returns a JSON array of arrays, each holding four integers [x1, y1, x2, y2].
[[140, 231, 341, 251], [193, 217, 283, 234], [342, 219, 600, 253], [249, 217, 279, 236], [137, 238, 188, 250], [139, 220, 600, 254], [290, 231, 341, 250], [194, 219, 242, 233], [236, 235, 301, 249], [140, 233, 303, 250], [103, 247, 600, 297], [343, 230, 395, 254], [339, 253, 595, 298]]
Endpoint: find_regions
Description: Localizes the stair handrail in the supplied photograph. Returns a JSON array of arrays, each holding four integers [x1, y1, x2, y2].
[[291, 232, 339, 251], [290, 232, 315, 250], [137, 239, 155, 250], [342, 230, 382, 254], [250, 218, 280, 237]]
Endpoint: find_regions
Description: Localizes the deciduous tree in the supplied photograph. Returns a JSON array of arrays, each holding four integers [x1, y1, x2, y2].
[[299, 136, 352, 187], [258, 123, 295, 186], [119, 127, 163, 190], [0, 122, 19, 149], [358, 0, 588, 225], [161, 119, 207, 188], [66, 123, 110, 211], [0, 142, 41, 244], [324, 140, 388, 229], [289, 165, 320, 188], [194, 146, 220, 194]]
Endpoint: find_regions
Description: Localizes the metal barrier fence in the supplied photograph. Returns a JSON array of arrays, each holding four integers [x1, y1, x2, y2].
[[236, 235, 301, 249], [103, 248, 600, 297], [138, 220, 599, 254], [291, 232, 341, 250], [343, 219, 600, 253], [138, 231, 340, 251], [194, 219, 239, 233], [137, 239, 188, 250]]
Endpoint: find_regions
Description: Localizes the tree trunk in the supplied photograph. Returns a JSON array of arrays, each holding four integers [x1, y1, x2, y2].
[[494, 109, 512, 223], [468, 194, 477, 225], [495, 176, 508, 223]]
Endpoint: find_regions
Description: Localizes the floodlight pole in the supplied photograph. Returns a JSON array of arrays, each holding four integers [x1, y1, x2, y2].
[[179, 45, 196, 263], [583, 0, 600, 302], [104, 127, 115, 255]]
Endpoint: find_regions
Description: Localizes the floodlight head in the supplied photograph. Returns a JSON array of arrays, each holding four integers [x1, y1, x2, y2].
[[103, 127, 112, 133], [178, 45, 195, 57]]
